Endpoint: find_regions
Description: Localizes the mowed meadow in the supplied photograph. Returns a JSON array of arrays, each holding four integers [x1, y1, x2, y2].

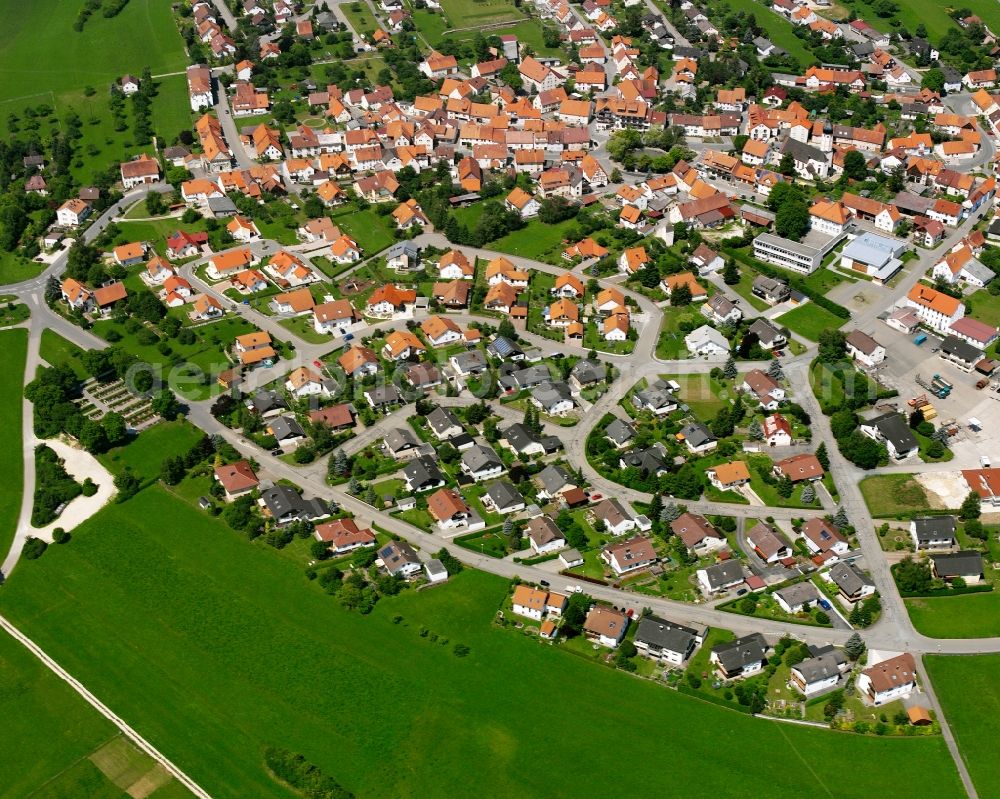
[[0, 0, 191, 179], [0, 473, 965, 798]]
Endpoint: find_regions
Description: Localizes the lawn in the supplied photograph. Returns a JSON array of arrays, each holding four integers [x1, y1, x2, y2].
[[728, 268, 770, 312], [967, 288, 1000, 328], [776, 303, 845, 342], [0, 485, 965, 799], [330, 206, 397, 256], [836, 0, 1000, 41], [40, 329, 88, 377], [859, 473, 933, 518], [659, 372, 731, 420], [906, 592, 1000, 638], [0, 329, 27, 562], [924, 655, 1000, 799], [91, 315, 256, 393], [714, 0, 814, 64], [0, 251, 44, 285], [437, 0, 527, 28], [488, 218, 577, 263], [445, 19, 563, 56], [97, 420, 206, 482], [0, 0, 189, 179], [342, 0, 380, 35]]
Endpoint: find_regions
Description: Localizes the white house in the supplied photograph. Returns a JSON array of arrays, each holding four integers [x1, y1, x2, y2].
[[684, 325, 730, 357], [845, 330, 886, 367], [858, 653, 917, 706]]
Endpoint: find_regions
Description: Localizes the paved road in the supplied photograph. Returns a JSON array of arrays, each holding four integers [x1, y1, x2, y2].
[[0, 617, 214, 799]]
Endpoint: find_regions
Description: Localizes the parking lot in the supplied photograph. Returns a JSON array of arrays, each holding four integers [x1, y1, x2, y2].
[[868, 323, 1000, 464]]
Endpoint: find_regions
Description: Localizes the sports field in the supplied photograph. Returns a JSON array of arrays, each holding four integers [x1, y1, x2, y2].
[[0, 480, 964, 799], [0, 328, 27, 561], [925, 655, 1000, 799]]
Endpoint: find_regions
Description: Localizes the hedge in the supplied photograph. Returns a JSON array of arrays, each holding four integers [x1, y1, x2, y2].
[[723, 246, 850, 319], [899, 584, 994, 598], [676, 684, 754, 714]]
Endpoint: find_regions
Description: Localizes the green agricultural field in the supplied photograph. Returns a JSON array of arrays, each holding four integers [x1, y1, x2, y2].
[[98, 420, 206, 482], [39, 329, 88, 377], [859, 473, 935, 517], [924, 655, 1000, 799], [0, 485, 964, 799], [716, 0, 814, 64], [0, 328, 27, 560], [0, 0, 190, 179], [776, 303, 845, 342], [0, 626, 194, 799], [906, 593, 1000, 638], [0, 629, 115, 799]]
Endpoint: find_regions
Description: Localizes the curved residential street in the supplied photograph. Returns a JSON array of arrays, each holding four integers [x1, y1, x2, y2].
[[0, 186, 995, 799]]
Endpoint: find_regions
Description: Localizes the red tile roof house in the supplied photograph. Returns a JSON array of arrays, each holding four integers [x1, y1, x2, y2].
[[314, 518, 376, 554], [213, 460, 259, 500], [773, 453, 825, 483]]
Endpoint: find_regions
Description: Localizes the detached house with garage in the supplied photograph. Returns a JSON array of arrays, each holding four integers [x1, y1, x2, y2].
[[710, 633, 768, 679], [634, 617, 703, 666], [910, 516, 957, 550], [858, 653, 917, 706], [602, 535, 657, 575], [584, 605, 629, 648]]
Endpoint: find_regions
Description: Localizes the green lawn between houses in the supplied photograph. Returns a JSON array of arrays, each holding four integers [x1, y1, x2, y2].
[[924, 655, 1000, 799], [0, 329, 27, 562], [713, 0, 815, 63], [906, 593, 1000, 639], [0, 478, 965, 799], [859, 473, 936, 518], [775, 303, 846, 342], [436, 0, 528, 28]]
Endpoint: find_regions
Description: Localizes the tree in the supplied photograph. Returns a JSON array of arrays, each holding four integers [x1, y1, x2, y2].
[[160, 455, 186, 485], [926, 439, 945, 459], [96, 407, 126, 444], [842, 149, 869, 181], [747, 419, 763, 440], [113, 469, 141, 502], [776, 475, 794, 498], [965, 518, 986, 540], [817, 329, 847, 362], [774, 192, 810, 240], [503, 516, 514, 536], [833, 506, 849, 528], [723, 356, 737, 380], [767, 359, 784, 380], [332, 449, 348, 476], [670, 283, 692, 306], [561, 592, 592, 636], [844, 631, 866, 660], [778, 152, 796, 176], [800, 483, 815, 504], [721, 258, 739, 285], [960, 490, 982, 520], [661, 502, 680, 522], [921, 68, 945, 94], [893, 555, 932, 593], [22, 536, 47, 560], [79, 418, 109, 453], [815, 441, 829, 470], [152, 389, 181, 420]]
